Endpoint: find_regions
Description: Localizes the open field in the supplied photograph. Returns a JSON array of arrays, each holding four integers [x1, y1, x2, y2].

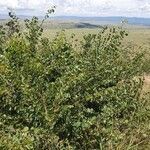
[[43, 28, 150, 46]]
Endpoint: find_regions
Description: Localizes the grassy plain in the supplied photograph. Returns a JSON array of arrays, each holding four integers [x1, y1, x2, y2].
[[43, 27, 150, 48]]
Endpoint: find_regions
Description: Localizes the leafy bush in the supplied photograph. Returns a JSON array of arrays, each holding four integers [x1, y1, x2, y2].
[[0, 10, 150, 149]]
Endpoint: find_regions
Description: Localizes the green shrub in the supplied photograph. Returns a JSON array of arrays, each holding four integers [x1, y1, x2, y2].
[[0, 10, 150, 149]]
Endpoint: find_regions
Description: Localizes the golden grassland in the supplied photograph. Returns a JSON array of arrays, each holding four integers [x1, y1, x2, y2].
[[43, 28, 150, 46]]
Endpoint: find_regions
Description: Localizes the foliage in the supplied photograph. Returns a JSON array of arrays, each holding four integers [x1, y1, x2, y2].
[[0, 10, 150, 150]]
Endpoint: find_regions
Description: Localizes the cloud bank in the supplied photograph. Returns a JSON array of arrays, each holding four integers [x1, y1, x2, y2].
[[0, 0, 150, 17]]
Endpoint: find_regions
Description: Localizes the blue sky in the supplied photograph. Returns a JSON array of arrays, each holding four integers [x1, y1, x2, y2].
[[0, 0, 150, 18]]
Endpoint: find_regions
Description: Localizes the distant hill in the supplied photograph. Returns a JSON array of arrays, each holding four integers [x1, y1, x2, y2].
[[52, 16, 150, 27], [42, 21, 101, 29], [0, 14, 33, 20], [1, 14, 150, 28]]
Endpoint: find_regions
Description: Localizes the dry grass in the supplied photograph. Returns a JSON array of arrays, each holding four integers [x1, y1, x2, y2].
[[143, 75, 150, 93], [44, 28, 150, 46]]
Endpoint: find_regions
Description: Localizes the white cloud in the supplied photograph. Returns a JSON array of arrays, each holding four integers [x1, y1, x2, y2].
[[0, 0, 150, 17], [140, 3, 150, 13], [0, 0, 19, 9]]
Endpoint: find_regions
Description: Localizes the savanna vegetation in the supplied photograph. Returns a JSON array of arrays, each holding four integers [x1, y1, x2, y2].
[[0, 8, 150, 150]]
